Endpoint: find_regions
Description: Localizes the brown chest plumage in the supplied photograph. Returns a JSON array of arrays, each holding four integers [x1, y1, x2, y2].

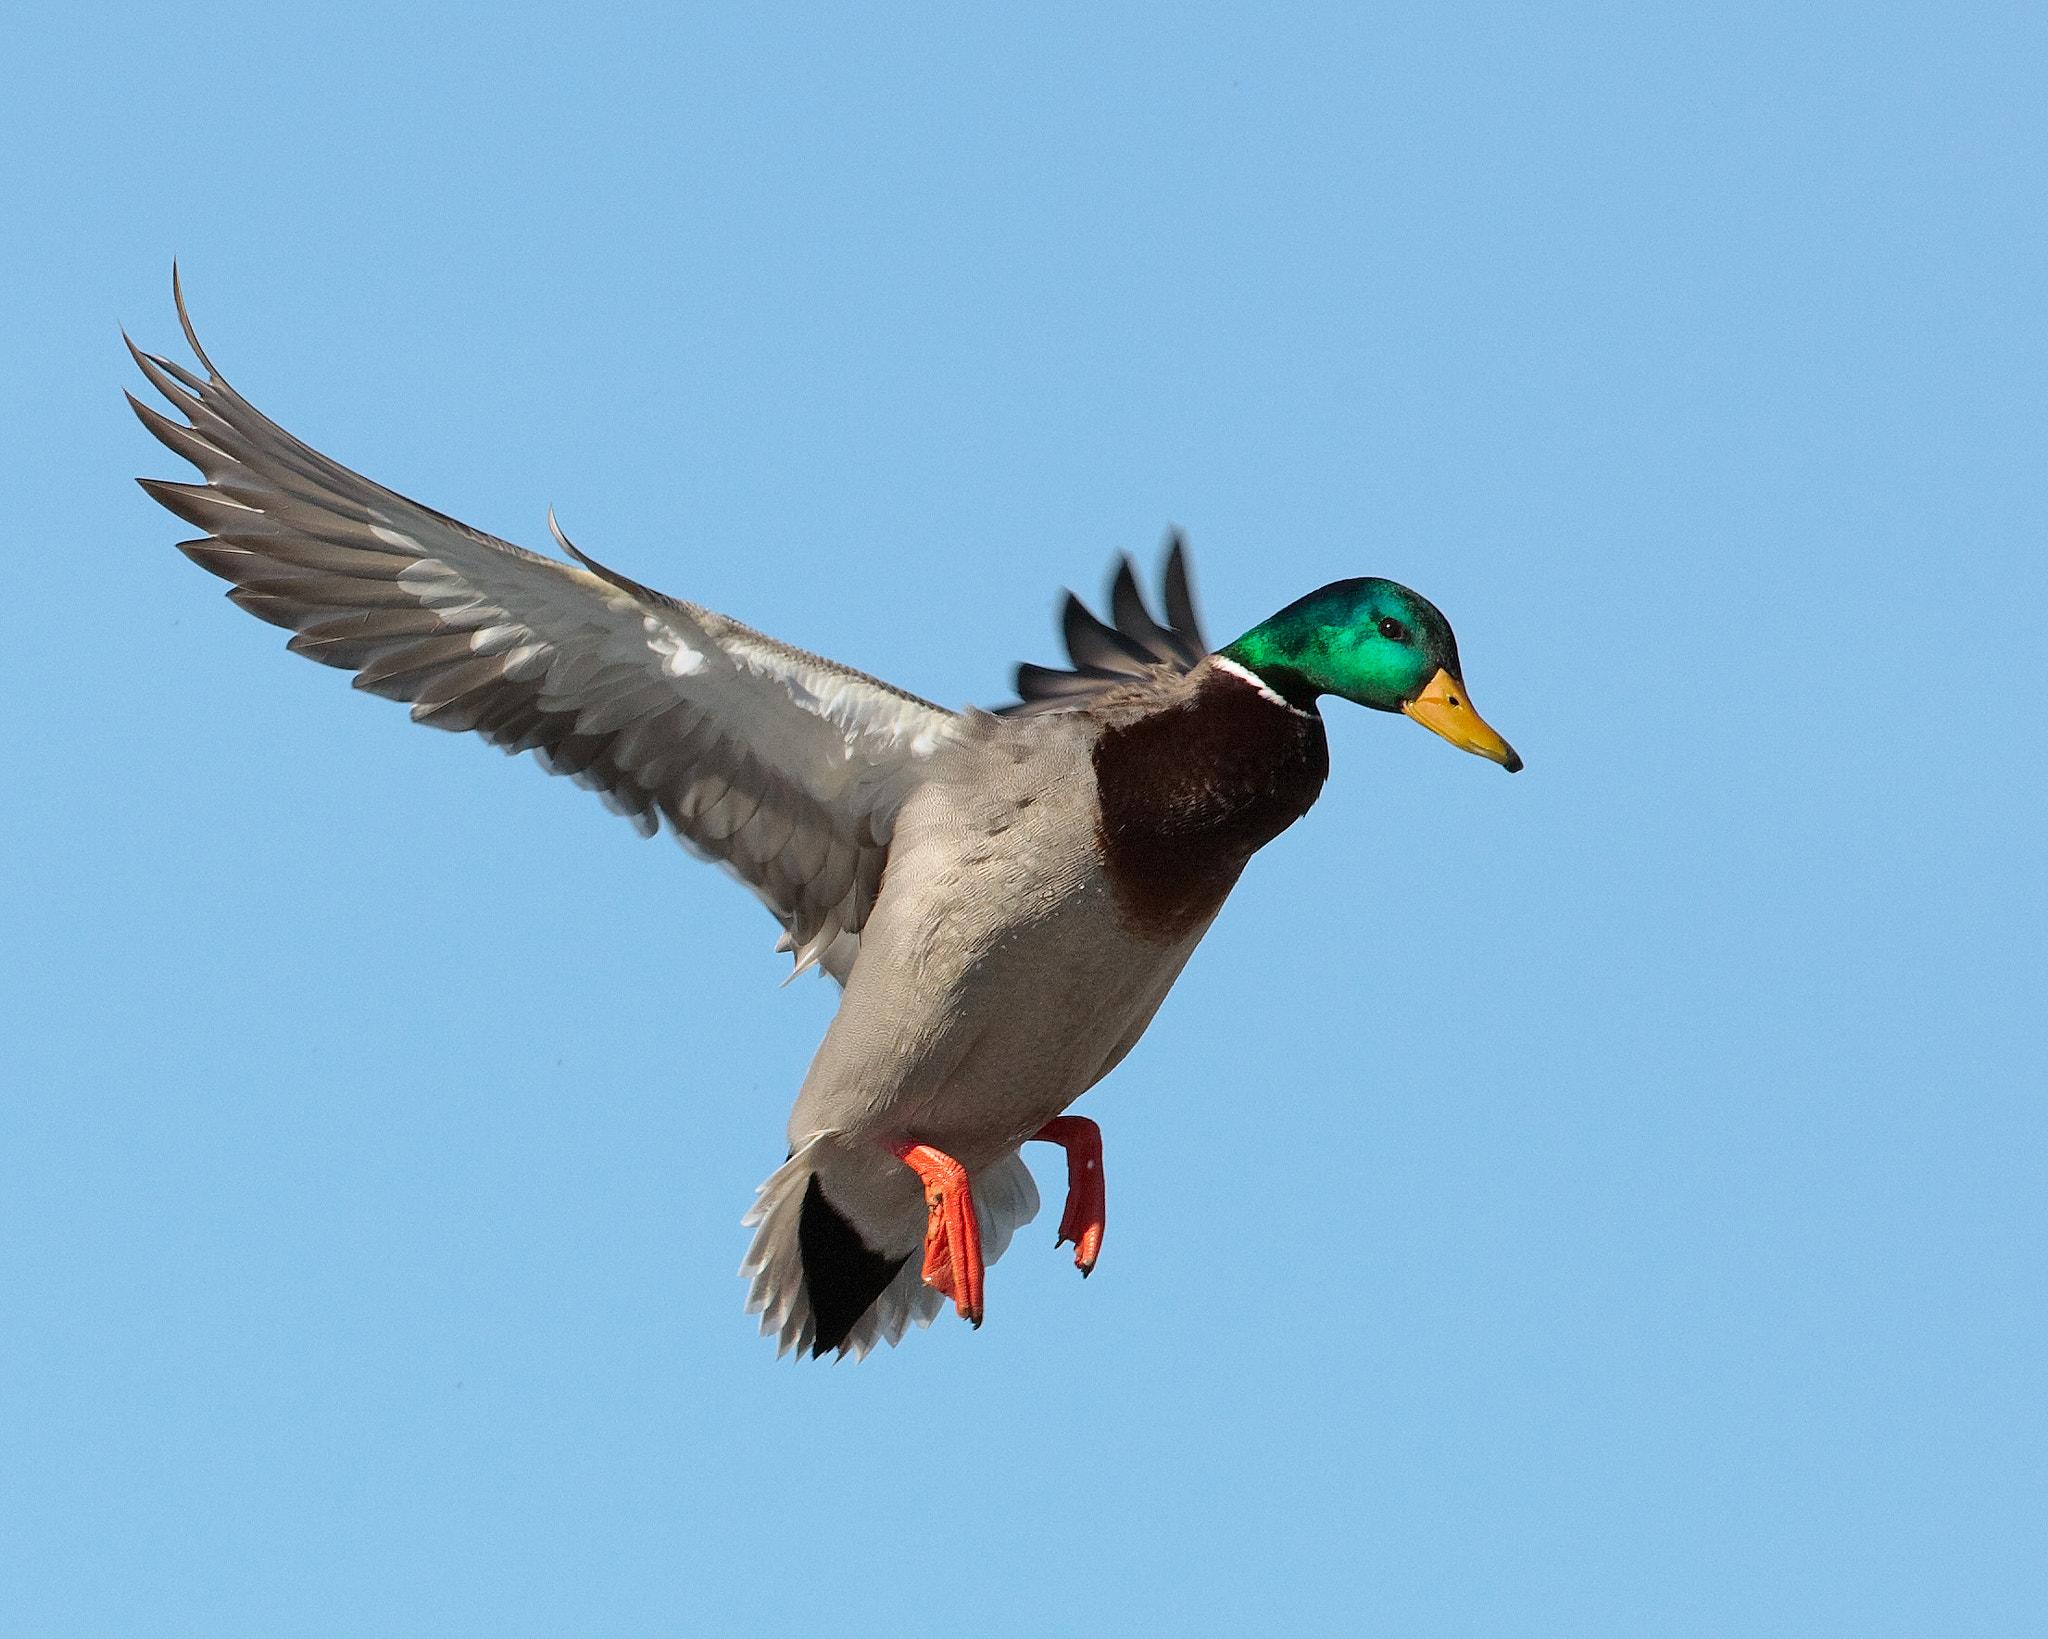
[[1091, 672, 1329, 943]]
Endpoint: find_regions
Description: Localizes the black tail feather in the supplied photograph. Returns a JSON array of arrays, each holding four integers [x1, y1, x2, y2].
[[798, 1174, 909, 1358]]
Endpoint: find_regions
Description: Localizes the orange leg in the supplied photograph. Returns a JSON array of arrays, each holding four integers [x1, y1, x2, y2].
[[1031, 1116, 1106, 1275], [887, 1139, 985, 1327]]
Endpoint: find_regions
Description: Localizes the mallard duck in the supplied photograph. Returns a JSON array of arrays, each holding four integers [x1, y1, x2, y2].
[[129, 282, 1521, 1361]]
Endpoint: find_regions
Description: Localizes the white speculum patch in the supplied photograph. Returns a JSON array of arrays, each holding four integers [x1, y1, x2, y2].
[[396, 558, 461, 600], [644, 614, 707, 677], [468, 623, 526, 655]]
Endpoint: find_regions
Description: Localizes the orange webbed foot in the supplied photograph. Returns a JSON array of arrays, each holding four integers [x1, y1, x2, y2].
[[1031, 1116, 1105, 1275], [887, 1139, 985, 1326]]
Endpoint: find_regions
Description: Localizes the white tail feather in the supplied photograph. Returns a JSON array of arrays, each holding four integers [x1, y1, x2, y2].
[[740, 1142, 1042, 1361]]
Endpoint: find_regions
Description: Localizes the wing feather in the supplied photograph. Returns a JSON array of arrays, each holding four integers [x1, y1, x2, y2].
[[1003, 531, 1211, 715], [131, 282, 956, 983]]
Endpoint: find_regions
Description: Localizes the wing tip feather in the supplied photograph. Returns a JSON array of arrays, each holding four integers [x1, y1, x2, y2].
[[1003, 532, 1209, 712], [170, 262, 224, 380]]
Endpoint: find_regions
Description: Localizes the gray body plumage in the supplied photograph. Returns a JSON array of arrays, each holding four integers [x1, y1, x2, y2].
[[745, 696, 1220, 1355]]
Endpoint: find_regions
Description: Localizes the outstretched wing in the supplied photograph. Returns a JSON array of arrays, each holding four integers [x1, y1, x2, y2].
[[1002, 534, 1209, 715], [129, 281, 955, 984]]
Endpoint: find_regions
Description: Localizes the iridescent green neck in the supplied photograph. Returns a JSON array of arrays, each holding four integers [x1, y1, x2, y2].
[[1219, 578, 1461, 713]]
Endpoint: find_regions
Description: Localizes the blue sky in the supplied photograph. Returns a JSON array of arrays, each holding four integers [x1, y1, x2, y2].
[[4, 3, 2043, 1634]]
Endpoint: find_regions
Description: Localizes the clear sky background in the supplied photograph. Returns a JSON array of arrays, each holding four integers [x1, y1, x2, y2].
[[4, 4, 2043, 1634]]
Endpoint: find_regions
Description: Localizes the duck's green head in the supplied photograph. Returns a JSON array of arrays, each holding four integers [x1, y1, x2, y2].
[[1219, 578, 1522, 772]]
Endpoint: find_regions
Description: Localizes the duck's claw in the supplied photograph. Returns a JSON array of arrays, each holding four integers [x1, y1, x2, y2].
[[1032, 1116, 1105, 1276], [888, 1139, 985, 1326]]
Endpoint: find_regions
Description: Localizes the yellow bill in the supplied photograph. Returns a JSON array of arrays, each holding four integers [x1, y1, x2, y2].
[[1401, 668, 1523, 772]]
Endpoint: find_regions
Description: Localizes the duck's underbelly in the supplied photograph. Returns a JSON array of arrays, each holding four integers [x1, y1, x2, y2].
[[886, 875, 1207, 1167], [786, 791, 1219, 1174]]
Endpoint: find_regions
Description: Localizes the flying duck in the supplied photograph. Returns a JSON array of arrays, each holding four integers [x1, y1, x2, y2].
[[129, 280, 1522, 1360]]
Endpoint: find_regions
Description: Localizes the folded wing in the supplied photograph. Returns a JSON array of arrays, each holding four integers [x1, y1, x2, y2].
[[129, 283, 954, 984]]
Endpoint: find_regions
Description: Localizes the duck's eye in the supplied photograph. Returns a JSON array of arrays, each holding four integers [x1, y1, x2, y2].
[[1377, 617, 1408, 641]]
